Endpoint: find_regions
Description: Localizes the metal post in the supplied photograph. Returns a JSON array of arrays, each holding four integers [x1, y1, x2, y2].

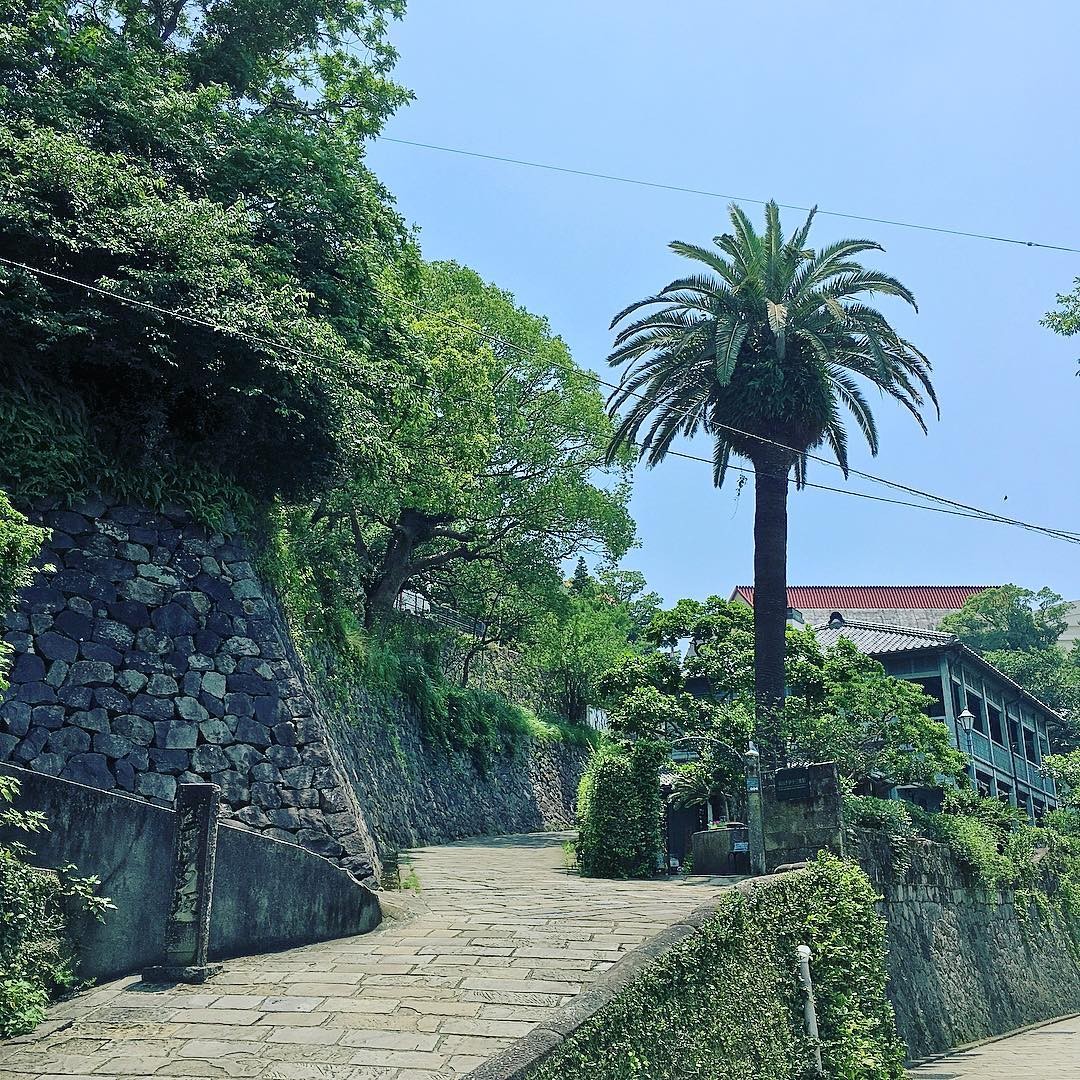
[[144, 783, 223, 983], [745, 745, 765, 876], [796, 944, 823, 1075]]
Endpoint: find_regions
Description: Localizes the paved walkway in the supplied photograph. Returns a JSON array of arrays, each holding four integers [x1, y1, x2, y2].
[[907, 1016, 1080, 1079], [0, 833, 737, 1080]]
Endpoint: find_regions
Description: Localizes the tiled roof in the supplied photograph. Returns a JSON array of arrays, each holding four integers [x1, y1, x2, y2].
[[812, 619, 956, 654], [731, 585, 993, 611]]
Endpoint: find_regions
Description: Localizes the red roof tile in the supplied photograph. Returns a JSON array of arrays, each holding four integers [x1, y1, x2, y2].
[[730, 585, 994, 610]]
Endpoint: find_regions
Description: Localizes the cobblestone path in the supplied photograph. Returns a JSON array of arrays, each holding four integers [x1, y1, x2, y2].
[[0, 833, 737, 1079], [907, 1015, 1080, 1079]]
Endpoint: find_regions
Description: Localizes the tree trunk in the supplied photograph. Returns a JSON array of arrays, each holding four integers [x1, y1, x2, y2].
[[363, 510, 442, 627], [751, 445, 794, 771]]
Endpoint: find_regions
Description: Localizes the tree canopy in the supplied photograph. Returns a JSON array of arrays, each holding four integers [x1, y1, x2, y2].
[[0, 0, 417, 500]]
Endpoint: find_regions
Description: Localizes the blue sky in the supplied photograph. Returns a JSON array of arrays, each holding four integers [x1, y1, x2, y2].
[[367, 2, 1080, 606]]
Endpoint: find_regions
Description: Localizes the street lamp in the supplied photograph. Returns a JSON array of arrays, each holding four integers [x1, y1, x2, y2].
[[957, 708, 976, 782]]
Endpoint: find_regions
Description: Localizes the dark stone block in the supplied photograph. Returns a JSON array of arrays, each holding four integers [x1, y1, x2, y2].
[[67, 660, 116, 685], [82, 556, 135, 581], [152, 603, 198, 637], [123, 650, 164, 674], [58, 685, 93, 709], [266, 744, 301, 769], [154, 719, 198, 749], [296, 829, 343, 857], [254, 695, 286, 726], [0, 732, 17, 760], [94, 687, 130, 713], [1, 701, 31, 736], [23, 585, 66, 613], [120, 578, 167, 606], [135, 770, 177, 801], [234, 717, 272, 748], [195, 630, 221, 655], [53, 569, 117, 604], [50, 531, 76, 551], [181, 672, 202, 696], [37, 631, 79, 662], [47, 510, 91, 535], [93, 618, 135, 651], [72, 708, 110, 732], [48, 726, 91, 754], [53, 609, 92, 640], [250, 781, 283, 809], [227, 673, 271, 696], [127, 526, 158, 546], [30, 705, 65, 731], [3, 630, 32, 653], [93, 732, 134, 759], [11, 653, 45, 683], [17, 682, 58, 705], [224, 693, 253, 717], [226, 743, 263, 772], [63, 752, 115, 789], [191, 744, 229, 774], [114, 757, 136, 791], [132, 694, 175, 722], [79, 641, 122, 665], [149, 748, 189, 773], [135, 628, 172, 656], [108, 600, 151, 630], [113, 714, 155, 745], [199, 692, 226, 719], [272, 722, 297, 747], [13, 727, 49, 762]]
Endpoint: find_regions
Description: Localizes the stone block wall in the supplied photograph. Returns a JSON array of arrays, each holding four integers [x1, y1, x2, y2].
[[851, 828, 1080, 1060], [0, 497, 587, 885], [0, 498, 379, 881]]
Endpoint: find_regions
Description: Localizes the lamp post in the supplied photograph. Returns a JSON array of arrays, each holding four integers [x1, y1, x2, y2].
[[745, 745, 765, 876], [958, 708, 976, 783]]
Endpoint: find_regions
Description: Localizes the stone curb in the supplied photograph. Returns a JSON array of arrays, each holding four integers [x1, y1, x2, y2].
[[905, 1010, 1080, 1070], [464, 880, 758, 1080]]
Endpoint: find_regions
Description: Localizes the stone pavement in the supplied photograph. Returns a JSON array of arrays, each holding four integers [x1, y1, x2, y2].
[[906, 1015, 1080, 1079], [0, 832, 738, 1080]]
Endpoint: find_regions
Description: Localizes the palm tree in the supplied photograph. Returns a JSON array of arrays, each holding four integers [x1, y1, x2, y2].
[[606, 201, 937, 769]]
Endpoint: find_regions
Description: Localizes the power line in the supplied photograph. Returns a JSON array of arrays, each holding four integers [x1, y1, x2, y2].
[[5, 255, 1078, 544], [0, 258, 341, 368], [376, 136, 1080, 255]]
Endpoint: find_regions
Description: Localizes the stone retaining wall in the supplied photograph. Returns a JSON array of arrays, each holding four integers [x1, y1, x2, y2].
[[851, 828, 1080, 1060], [0, 497, 587, 883]]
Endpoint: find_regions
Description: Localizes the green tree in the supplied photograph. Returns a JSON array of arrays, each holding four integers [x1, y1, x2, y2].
[[0, 0, 416, 502], [606, 202, 936, 767], [339, 261, 635, 623], [1043, 278, 1080, 372], [942, 585, 1079, 749], [940, 585, 1069, 652]]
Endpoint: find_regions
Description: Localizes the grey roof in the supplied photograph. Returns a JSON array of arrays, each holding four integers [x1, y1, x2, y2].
[[812, 619, 956, 655], [813, 617, 1064, 721]]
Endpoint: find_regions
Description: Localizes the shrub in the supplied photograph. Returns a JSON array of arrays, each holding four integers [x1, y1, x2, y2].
[[577, 739, 667, 879], [0, 776, 113, 1037], [529, 852, 904, 1080]]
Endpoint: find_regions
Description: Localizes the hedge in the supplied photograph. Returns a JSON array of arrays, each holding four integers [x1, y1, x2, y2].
[[529, 853, 905, 1080]]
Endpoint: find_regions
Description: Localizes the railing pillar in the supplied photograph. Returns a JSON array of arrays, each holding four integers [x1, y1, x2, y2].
[[143, 782, 222, 983]]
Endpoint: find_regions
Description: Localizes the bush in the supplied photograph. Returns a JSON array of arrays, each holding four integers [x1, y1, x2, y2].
[[529, 852, 904, 1080], [0, 491, 46, 690], [0, 776, 113, 1037], [577, 739, 667, 879]]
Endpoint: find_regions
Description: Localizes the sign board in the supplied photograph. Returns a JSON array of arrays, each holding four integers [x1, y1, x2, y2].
[[774, 767, 814, 802], [732, 841, 749, 853]]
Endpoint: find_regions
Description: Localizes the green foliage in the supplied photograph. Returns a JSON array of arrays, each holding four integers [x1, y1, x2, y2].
[[0, 0, 417, 502], [0, 776, 113, 1037], [940, 585, 1080, 751], [576, 739, 668, 879], [941, 585, 1070, 653], [529, 852, 904, 1080], [0, 492, 46, 690]]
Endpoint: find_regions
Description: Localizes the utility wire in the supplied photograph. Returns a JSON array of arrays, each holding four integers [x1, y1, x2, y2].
[[5, 255, 1078, 545], [375, 136, 1080, 255]]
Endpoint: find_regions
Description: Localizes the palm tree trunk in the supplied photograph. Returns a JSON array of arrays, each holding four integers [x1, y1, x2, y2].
[[751, 446, 794, 771]]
